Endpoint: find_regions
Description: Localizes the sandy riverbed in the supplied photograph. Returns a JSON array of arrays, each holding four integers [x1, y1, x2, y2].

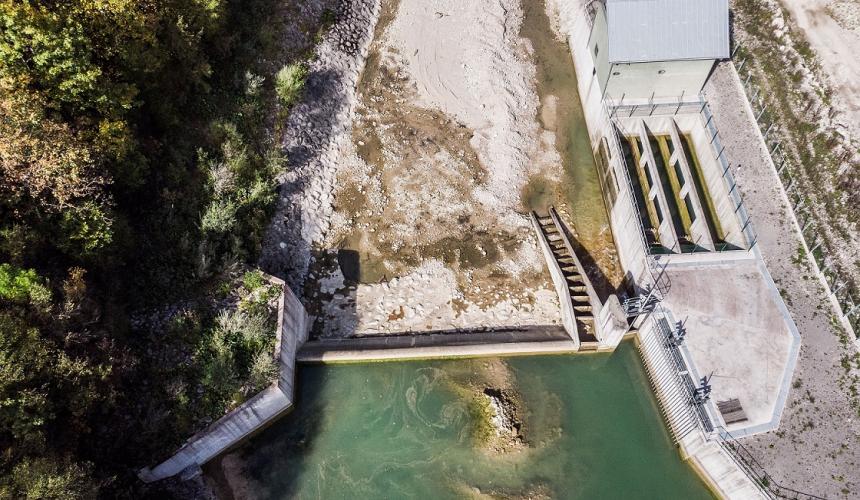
[[291, 0, 610, 338]]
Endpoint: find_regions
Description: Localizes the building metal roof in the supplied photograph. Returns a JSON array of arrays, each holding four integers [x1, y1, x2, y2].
[[606, 0, 730, 64]]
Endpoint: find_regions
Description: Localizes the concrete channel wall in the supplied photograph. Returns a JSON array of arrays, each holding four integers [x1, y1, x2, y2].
[[554, 0, 651, 288], [138, 277, 310, 483]]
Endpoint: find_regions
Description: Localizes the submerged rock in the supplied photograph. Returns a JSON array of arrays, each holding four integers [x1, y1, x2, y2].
[[482, 387, 526, 452]]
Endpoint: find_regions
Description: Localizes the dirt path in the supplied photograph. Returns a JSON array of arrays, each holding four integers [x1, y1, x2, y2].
[[780, 0, 860, 140]]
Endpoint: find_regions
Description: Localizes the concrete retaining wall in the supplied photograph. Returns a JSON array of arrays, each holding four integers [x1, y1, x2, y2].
[[298, 340, 580, 363], [138, 277, 309, 483], [553, 0, 651, 289]]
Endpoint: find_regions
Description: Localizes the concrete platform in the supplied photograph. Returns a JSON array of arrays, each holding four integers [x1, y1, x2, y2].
[[662, 259, 795, 434]]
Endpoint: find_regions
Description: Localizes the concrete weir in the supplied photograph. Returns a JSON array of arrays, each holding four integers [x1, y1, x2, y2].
[[297, 327, 579, 363]]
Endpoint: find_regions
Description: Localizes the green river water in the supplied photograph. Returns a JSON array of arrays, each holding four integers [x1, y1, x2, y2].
[[236, 343, 712, 499]]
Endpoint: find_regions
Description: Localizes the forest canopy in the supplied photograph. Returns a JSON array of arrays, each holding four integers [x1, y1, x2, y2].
[[0, 0, 316, 496]]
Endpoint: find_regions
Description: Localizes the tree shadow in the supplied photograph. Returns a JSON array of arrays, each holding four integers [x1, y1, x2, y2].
[[259, 65, 349, 291], [297, 246, 360, 340]]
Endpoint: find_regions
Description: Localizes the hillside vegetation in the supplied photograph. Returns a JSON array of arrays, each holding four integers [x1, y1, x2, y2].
[[0, 0, 322, 496]]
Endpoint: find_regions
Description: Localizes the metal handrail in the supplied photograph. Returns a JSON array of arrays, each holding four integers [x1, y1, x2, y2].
[[698, 99, 758, 249], [601, 96, 671, 297], [715, 426, 826, 500]]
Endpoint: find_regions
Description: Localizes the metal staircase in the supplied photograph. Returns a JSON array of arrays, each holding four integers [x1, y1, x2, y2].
[[533, 209, 600, 351]]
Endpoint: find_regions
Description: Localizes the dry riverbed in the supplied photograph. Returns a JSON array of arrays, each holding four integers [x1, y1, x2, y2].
[[286, 0, 618, 338]]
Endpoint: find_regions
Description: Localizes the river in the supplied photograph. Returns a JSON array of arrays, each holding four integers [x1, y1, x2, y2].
[[214, 343, 712, 499]]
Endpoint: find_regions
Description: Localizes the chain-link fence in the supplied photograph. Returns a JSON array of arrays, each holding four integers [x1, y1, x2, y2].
[[733, 45, 860, 339]]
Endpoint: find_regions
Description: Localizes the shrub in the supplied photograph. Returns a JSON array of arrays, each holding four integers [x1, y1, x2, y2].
[[242, 270, 265, 291], [10, 456, 98, 500], [59, 201, 113, 256], [0, 264, 51, 306], [200, 199, 237, 233], [247, 351, 278, 393], [274, 63, 307, 108]]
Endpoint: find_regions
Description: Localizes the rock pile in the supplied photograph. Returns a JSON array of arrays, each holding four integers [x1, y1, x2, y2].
[[261, 0, 382, 289], [483, 387, 526, 452]]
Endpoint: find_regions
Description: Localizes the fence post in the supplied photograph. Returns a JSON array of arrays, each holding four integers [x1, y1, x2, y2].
[[793, 197, 804, 211], [809, 238, 822, 254], [833, 279, 847, 295], [763, 122, 774, 140]]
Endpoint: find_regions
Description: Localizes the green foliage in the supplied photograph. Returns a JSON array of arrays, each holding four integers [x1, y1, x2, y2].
[[248, 350, 278, 391], [8, 456, 98, 500], [0, 0, 318, 493], [198, 304, 276, 408], [0, 313, 51, 447], [201, 198, 238, 233], [59, 202, 113, 256], [275, 62, 307, 108], [0, 264, 51, 306], [242, 270, 266, 291], [198, 122, 279, 264]]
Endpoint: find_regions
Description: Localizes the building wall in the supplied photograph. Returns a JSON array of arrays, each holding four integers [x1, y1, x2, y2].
[[587, 3, 612, 96], [605, 60, 716, 102], [587, 2, 716, 103]]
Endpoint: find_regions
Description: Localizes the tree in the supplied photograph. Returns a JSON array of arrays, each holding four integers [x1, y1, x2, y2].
[[0, 313, 52, 450], [8, 456, 98, 500]]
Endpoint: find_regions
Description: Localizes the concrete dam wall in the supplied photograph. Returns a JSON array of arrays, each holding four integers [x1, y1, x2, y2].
[[139, 276, 310, 483]]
